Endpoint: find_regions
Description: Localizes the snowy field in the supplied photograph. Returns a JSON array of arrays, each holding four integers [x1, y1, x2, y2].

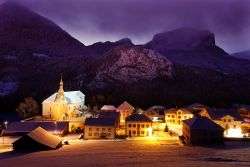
[[0, 140, 250, 167]]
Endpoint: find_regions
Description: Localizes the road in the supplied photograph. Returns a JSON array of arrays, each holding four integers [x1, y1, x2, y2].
[[0, 139, 250, 167]]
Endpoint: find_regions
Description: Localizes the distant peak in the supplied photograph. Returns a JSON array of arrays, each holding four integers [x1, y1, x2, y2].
[[115, 38, 133, 45], [146, 27, 215, 50]]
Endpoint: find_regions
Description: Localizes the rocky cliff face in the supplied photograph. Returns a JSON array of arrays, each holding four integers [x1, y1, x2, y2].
[[145, 28, 250, 75], [88, 46, 173, 89]]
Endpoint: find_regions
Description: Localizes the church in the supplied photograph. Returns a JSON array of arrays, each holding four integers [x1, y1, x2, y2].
[[42, 77, 86, 122]]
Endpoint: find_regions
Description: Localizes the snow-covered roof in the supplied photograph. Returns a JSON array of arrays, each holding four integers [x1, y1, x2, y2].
[[42, 91, 85, 104], [117, 101, 134, 111], [101, 105, 117, 111]]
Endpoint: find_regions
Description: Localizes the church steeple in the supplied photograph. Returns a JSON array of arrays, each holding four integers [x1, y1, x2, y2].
[[54, 74, 66, 102], [58, 74, 64, 94]]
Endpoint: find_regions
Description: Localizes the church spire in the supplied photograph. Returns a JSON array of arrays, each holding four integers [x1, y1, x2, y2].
[[58, 74, 64, 94], [55, 74, 65, 102]]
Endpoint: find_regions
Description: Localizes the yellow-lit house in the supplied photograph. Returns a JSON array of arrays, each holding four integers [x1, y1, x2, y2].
[[199, 108, 243, 137], [84, 118, 117, 139], [125, 113, 152, 137], [117, 101, 135, 127], [144, 106, 166, 131], [42, 77, 86, 131], [165, 108, 193, 135]]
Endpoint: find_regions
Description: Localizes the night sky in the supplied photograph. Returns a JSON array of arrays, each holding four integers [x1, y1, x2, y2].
[[1, 0, 250, 53]]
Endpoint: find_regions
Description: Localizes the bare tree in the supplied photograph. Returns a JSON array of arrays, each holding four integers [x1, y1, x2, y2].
[[16, 97, 40, 119]]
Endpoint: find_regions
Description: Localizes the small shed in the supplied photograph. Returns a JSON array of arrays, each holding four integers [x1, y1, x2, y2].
[[13, 127, 62, 151], [182, 116, 224, 145]]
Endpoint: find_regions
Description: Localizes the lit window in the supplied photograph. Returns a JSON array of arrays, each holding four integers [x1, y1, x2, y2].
[[146, 124, 149, 128], [141, 131, 144, 134]]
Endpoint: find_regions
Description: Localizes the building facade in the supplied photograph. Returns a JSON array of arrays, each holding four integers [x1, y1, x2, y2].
[[199, 109, 243, 137], [165, 108, 193, 135], [125, 114, 152, 137], [84, 118, 117, 139], [42, 77, 86, 131], [116, 101, 135, 127]]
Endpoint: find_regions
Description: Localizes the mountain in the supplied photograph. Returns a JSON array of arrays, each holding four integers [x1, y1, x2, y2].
[[1, 2, 250, 110], [145, 28, 250, 75], [0, 2, 86, 57], [88, 46, 173, 89], [232, 50, 250, 60]]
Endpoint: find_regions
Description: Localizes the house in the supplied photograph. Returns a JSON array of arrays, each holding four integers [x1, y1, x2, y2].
[[84, 118, 117, 139], [165, 108, 193, 135], [4, 121, 69, 136], [42, 77, 86, 131], [125, 113, 152, 137], [144, 106, 166, 131], [116, 101, 135, 127], [237, 105, 250, 119], [100, 105, 117, 112], [199, 108, 243, 137], [99, 111, 120, 127], [187, 103, 208, 115], [13, 127, 62, 151], [182, 116, 224, 145], [144, 106, 165, 122]]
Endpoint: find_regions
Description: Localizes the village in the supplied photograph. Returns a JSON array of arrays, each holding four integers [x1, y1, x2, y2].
[[1, 77, 250, 152]]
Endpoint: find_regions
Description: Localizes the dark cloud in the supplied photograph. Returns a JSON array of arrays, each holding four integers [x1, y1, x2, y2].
[[1, 0, 250, 53]]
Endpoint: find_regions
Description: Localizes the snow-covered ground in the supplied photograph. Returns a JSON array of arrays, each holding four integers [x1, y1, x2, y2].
[[0, 140, 250, 167]]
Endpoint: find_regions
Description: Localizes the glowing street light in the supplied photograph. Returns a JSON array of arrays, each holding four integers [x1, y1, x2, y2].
[[224, 128, 244, 138], [54, 121, 58, 135], [147, 127, 153, 137], [2, 121, 8, 144]]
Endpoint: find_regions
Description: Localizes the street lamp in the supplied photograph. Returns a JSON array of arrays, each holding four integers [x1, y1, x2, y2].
[[2, 121, 8, 144], [54, 121, 58, 135]]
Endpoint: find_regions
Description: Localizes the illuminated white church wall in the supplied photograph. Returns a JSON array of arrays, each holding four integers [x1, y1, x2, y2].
[[42, 77, 85, 121]]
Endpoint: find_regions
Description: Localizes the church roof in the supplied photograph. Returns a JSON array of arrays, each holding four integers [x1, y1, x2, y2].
[[42, 91, 85, 104]]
